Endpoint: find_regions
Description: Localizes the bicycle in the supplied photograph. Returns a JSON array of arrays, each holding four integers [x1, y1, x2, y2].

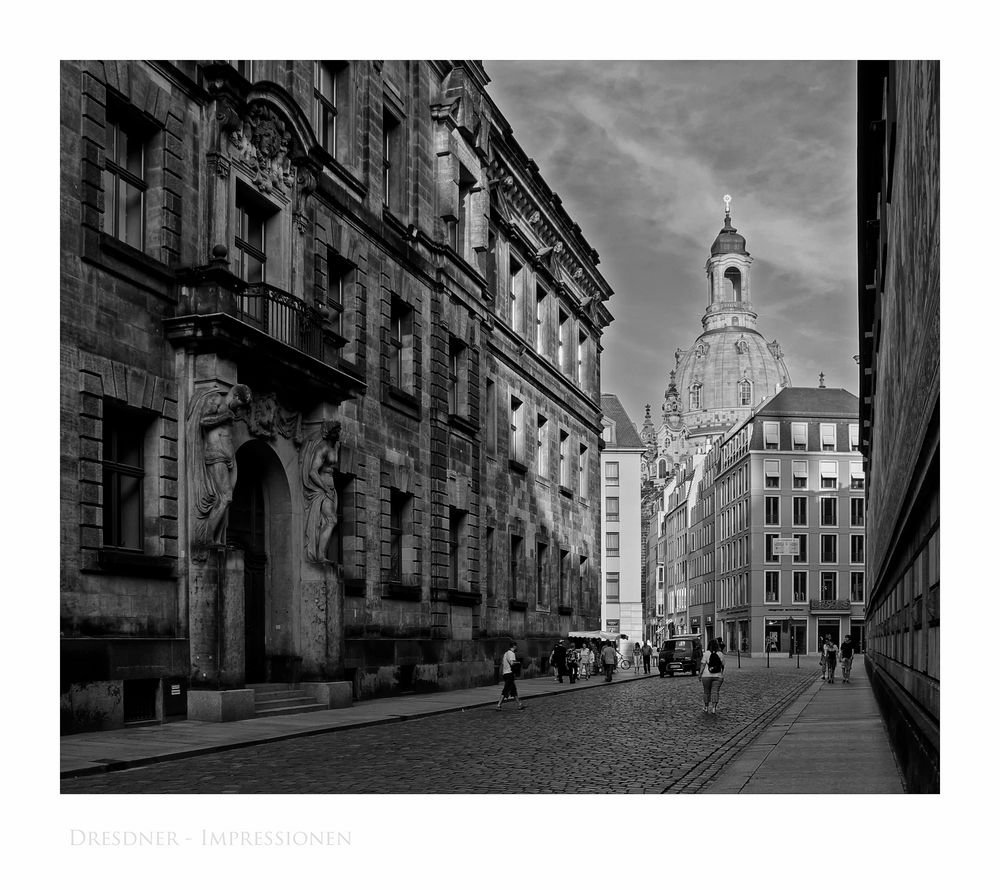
[[616, 653, 633, 671]]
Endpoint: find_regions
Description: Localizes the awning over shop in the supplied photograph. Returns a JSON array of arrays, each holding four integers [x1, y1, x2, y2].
[[567, 630, 619, 641]]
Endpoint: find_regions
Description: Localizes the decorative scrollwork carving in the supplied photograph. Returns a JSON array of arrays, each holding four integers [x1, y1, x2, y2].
[[227, 102, 296, 195]]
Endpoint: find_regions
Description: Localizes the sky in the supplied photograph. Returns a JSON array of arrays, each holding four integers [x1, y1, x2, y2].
[[485, 60, 859, 432]]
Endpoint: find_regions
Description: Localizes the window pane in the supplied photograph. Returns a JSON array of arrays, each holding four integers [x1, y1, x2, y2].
[[119, 473, 143, 549], [124, 182, 143, 249]]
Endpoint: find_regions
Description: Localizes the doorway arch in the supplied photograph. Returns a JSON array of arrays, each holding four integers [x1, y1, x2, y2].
[[227, 439, 293, 683]]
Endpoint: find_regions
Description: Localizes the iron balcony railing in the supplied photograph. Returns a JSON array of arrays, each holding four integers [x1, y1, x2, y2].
[[237, 283, 325, 360]]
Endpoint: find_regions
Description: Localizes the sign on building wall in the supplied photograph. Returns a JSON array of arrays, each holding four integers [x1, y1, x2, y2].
[[773, 538, 800, 556], [606, 620, 620, 633]]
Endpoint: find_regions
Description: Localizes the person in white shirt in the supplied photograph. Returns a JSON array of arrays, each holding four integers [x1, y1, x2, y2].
[[497, 642, 526, 711], [698, 638, 726, 714]]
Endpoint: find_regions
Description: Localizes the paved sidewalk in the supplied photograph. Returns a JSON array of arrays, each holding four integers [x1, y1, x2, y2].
[[704, 660, 905, 793], [61, 667, 654, 778]]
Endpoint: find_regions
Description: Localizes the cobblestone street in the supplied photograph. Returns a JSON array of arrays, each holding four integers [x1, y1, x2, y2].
[[62, 661, 815, 794]]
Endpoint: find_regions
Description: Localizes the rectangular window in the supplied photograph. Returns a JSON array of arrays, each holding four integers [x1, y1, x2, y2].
[[765, 533, 778, 563], [820, 423, 837, 451], [765, 570, 780, 603], [103, 109, 147, 250], [606, 532, 620, 558], [765, 496, 779, 526], [389, 298, 414, 392], [578, 444, 589, 500], [577, 332, 587, 384], [485, 378, 496, 456], [559, 430, 570, 487], [536, 541, 548, 607], [791, 422, 807, 450], [849, 423, 860, 451], [793, 496, 807, 527], [821, 534, 838, 563], [820, 460, 838, 489], [535, 283, 547, 355], [448, 338, 466, 416], [455, 164, 476, 258], [764, 459, 780, 489], [314, 61, 346, 160], [235, 191, 268, 284], [794, 533, 808, 564], [606, 572, 620, 603], [763, 421, 779, 450], [382, 106, 402, 212], [485, 526, 495, 600], [449, 508, 466, 588], [850, 461, 865, 490], [820, 571, 837, 601], [509, 254, 524, 335], [851, 534, 865, 564], [536, 415, 548, 476], [510, 534, 522, 600], [606, 496, 620, 522], [851, 497, 865, 527], [102, 404, 147, 551], [559, 548, 570, 607], [793, 571, 808, 603], [326, 249, 354, 343], [558, 307, 569, 373], [509, 396, 524, 464], [605, 461, 619, 486], [388, 489, 411, 582], [792, 460, 808, 489], [821, 497, 838, 527], [851, 571, 865, 603]]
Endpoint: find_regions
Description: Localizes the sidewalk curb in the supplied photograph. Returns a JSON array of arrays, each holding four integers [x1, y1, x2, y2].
[[61, 672, 657, 780]]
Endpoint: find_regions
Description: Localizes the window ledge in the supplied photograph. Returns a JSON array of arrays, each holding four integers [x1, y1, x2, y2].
[[557, 605, 574, 616], [382, 583, 422, 602], [83, 233, 176, 296], [93, 550, 177, 578], [448, 413, 479, 437], [508, 459, 528, 475], [559, 485, 574, 499], [508, 598, 528, 612], [433, 588, 482, 607], [383, 385, 421, 420]]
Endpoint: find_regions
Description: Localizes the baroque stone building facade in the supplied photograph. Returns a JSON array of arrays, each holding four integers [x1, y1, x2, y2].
[[857, 60, 939, 793], [60, 60, 612, 733]]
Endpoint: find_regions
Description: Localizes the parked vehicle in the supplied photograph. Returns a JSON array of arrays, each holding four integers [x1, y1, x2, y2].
[[658, 635, 704, 677]]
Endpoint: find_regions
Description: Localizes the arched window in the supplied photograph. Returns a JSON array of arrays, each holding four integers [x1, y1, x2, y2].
[[658, 459, 667, 478], [724, 267, 742, 302], [738, 379, 752, 406], [689, 384, 702, 410]]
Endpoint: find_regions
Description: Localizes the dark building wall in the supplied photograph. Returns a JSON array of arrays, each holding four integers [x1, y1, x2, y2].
[[60, 60, 612, 731], [857, 60, 940, 793]]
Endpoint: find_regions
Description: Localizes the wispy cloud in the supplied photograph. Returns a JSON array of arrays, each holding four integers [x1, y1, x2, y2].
[[486, 60, 858, 424]]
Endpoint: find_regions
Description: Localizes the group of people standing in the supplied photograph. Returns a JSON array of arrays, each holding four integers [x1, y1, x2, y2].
[[630, 641, 656, 674], [820, 635, 856, 684], [546, 639, 623, 683]]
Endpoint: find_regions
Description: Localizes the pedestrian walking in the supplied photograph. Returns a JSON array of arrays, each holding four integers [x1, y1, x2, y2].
[[580, 643, 593, 679], [822, 636, 838, 683], [840, 635, 855, 683], [641, 640, 653, 674], [699, 638, 726, 714], [496, 642, 526, 711], [552, 640, 568, 683], [566, 644, 579, 684], [600, 641, 617, 682], [632, 641, 642, 674]]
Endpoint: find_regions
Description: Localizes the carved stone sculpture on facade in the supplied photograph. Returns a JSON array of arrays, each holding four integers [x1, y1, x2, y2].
[[300, 420, 342, 564], [187, 384, 252, 555]]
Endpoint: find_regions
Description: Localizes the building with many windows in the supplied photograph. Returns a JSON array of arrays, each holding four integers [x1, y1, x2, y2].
[[714, 386, 865, 655], [60, 60, 613, 733], [599, 395, 645, 644], [857, 60, 939, 792]]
